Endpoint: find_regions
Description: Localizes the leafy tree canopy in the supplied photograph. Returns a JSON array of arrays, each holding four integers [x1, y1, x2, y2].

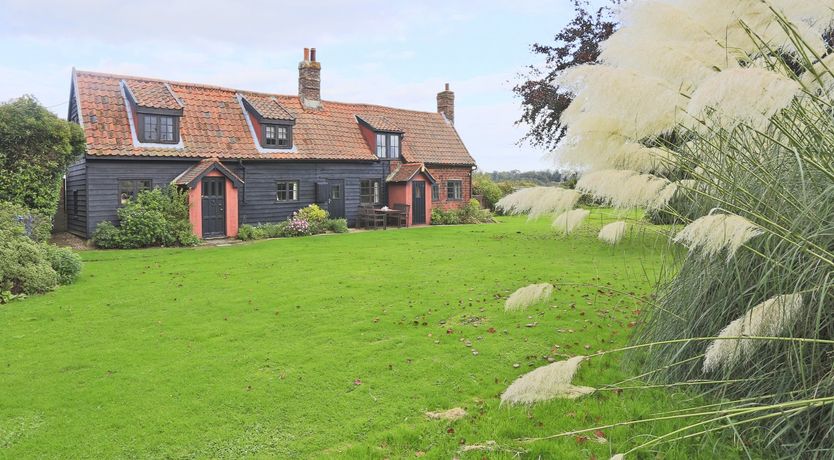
[[513, 0, 618, 150], [0, 95, 86, 214]]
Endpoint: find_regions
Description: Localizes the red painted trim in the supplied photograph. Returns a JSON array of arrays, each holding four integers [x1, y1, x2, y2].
[[387, 170, 432, 226], [188, 171, 239, 239]]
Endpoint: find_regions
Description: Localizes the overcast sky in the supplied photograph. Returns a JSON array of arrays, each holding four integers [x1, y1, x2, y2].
[[0, 0, 587, 171]]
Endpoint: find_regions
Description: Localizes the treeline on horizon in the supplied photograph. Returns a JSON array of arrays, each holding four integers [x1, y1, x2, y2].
[[478, 169, 576, 185]]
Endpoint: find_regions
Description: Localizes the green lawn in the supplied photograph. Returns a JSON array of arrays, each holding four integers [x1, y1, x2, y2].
[[1, 212, 743, 459]]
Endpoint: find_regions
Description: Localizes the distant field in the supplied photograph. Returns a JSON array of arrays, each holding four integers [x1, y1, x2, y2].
[[0, 212, 744, 458]]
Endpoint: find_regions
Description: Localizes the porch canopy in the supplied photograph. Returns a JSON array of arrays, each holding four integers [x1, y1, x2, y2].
[[172, 157, 244, 189]]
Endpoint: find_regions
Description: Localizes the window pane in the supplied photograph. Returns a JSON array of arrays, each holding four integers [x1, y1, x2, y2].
[[120, 180, 134, 205], [143, 115, 159, 141], [160, 116, 174, 141], [372, 181, 380, 203], [389, 135, 399, 158], [276, 182, 286, 201], [431, 183, 439, 201], [277, 127, 288, 146], [289, 182, 298, 200], [265, 126, 276, 145], [446, 180, 462, 200], [376, 134, 386, 157]]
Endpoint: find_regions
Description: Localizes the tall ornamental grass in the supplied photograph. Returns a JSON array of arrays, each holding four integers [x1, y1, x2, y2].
[[504, 1, 834, 457]]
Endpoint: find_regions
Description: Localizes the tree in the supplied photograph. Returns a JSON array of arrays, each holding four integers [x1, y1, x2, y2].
[[513, 0, 619, 150], [0, 96, 86, 214]]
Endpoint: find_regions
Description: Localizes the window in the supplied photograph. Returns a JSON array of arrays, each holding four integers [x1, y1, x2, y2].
[[139, 114, 178, 143], [276, 181, 299, 202], [446, 180, 463, 201], [375, 133, 401, 159], [330, 183, 342, 200], [360, 179, 381, 204], [431, 183, 439, 201], [119, 179, 152, 205], [263, 124, 291, 148]]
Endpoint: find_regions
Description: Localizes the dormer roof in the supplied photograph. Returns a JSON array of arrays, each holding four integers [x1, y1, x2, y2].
[[355, 114, 404, 133], [241, 94, 295, 122], [123, 80, 183, 112]]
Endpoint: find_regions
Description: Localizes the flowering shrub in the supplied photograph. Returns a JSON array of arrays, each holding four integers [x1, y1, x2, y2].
[[284, 218, 311, 237]]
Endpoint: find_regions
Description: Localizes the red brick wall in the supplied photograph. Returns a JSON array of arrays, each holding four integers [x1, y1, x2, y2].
[[425, 165, 472, 210]]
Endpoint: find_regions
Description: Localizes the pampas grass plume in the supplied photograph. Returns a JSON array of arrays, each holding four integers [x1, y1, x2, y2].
[[687, 68, 801, 131], [528, 188, 582, 219], [599, 221, 627, 245], [553, 209, 590, 234], [674, 213, 763, 260], [501, 356, 595, 404], [703, 294, 804, 373], [505, 283, 554, 311]]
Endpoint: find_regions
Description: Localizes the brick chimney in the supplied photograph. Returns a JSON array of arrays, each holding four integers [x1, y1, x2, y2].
[[299, 47, 322, 110], [436, 83, 454, 125]]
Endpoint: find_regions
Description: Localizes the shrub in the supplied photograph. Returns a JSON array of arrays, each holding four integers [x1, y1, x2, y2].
[[431, 200, 492, 225], [472, 175, 503, 209], [285, 218, 311, 237], [237, 224, 257, 241], [0, 95, 86, 215], [45, 245, 82, 285], [460, 199, 494, 224], [0, 201, 52, 242], [91, 186, 198, 249], [295, 204, 328, 224], [325, 218, 349, 233], [91, 221, 121, 248], [0, 236, 57, 295]]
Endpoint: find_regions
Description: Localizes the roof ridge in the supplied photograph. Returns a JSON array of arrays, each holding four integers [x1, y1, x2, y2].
[[74, 69, 445, 116]]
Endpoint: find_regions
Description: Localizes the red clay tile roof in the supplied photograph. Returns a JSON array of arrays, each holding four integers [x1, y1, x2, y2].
[[356, 114, 403, 133], [172, 158, 243, 187], [241, 94, 294, 121], [386, 162, 436, 183], [73, 70, 476, 165], [124, 80, 182, 110]]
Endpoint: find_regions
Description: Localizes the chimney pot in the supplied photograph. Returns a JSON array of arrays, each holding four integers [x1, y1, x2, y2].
[[445, 83, 449, 91], [299, 47, 322, 110]]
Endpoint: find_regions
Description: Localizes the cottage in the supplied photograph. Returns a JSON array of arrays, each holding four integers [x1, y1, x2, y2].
[[64, 48, 476, 239]]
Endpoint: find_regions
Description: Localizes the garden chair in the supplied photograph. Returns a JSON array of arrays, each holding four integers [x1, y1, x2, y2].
[[358, 204, 385, 229], [390, 203, 410, 228]]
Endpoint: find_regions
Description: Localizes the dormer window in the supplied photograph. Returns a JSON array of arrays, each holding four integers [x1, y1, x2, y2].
[[121, 80, 184, 146], [139, 114, 179, 143], [263, 124, 290, 148], [240, 94, 295, 151], [375, 133, 401, 159]]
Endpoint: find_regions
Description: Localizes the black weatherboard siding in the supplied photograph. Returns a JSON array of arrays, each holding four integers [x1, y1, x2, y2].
[[70, 157, 390, 237], [237, 160, 387, 227], [66, 159, 87, 237]]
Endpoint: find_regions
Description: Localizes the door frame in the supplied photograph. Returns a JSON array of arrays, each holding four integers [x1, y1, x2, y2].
[[201, 177, 227, 239], [412, 180, 426, 225]]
